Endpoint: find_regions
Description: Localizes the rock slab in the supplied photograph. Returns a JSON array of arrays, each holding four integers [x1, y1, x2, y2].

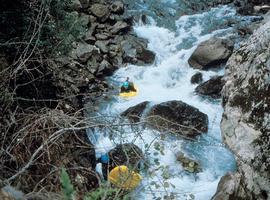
[[188, 37, 234, 70], [121, 101, 150, 122], [147, 100, 208, 138], [195, 76, 225, 98]]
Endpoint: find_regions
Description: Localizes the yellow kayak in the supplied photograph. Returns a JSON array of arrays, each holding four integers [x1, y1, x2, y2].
[[108, 165, 142, 190], [119, 86, 138, 98]]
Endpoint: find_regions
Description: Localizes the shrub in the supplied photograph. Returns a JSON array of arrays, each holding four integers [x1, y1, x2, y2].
[[61, 168, 76, 200]]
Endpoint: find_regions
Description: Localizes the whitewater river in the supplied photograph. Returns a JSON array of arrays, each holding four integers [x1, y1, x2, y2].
[[87, 3, 258, 200]]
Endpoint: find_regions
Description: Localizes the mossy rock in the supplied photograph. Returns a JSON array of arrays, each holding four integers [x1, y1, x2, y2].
[[176, 152, 201, 173]]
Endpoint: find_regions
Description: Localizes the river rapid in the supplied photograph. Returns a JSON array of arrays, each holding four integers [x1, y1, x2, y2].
[[87, 2, 257, 200]]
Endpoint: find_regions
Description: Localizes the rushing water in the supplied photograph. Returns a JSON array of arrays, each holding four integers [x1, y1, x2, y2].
[[87, 4, 258, 200]]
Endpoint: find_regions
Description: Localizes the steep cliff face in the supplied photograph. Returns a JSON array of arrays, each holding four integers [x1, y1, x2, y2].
[[212, 14, 270, 200]]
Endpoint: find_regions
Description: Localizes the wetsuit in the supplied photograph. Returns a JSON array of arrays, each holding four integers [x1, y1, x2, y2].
[[120, 81, 136, 93]]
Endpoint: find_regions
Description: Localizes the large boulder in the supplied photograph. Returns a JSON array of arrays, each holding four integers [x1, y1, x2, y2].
[[121, 101, 150, 122], [108, 143, 143, 171], [195, 76, 225, 98], [213, 14, 270, 200], [120, 35, 155, 65], [188, 37, 234, 70], [136, 48, 156, 65], [147, 101, 208, 138]]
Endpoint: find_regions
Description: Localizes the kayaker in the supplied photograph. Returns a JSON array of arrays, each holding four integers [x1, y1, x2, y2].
[[96, 154, 110, 180], [120, 77, 136, 93]]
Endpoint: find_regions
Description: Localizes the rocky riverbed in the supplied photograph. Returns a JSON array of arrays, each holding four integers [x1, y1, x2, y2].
[[87, 1, 270, 199], [1, 0, 270, 199]]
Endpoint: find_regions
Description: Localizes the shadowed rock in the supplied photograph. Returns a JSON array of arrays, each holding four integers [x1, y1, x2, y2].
[[121, 101, 150, 122], [120, 35, 155, 65], [195, 76, 225, 98], [147, 100, 208, 138], [191, 72, 203, 84], [110, 1, 124, 14], [111, 21, 130, 34], [108, 143, 143, 171], [188, 37, 234, 70], [75, 43, 99, 63]]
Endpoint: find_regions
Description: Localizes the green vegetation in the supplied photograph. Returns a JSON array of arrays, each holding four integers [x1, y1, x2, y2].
[[42, 0, 86, 55], [61, 168, 76, 200], [0, 0, 86, 57], [60, 168, 131, 200]]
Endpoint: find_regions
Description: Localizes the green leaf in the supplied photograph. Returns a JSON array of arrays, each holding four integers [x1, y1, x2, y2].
[[60, 168, 75, 200]]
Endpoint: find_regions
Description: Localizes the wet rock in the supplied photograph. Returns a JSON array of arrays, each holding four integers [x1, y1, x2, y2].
[[237, 26, 253, 36], [191, 72, 203, 84], [120, 39, 137, 63], [111, 21, 130, 34], [120, 35, 155, 65], [188, 37, 234, 70], [110, 1, 125, 14], [147, 100, 208, 138], [141, 14, 147, 24], [254, 5, 270, 14], [121, 101, 150, 122], [96, 59, 115, 77], [108, 143, 144, 171], [176, 152, 201, 173], [75, 43, 99, 63], [136, 48, 156, 65], [89, 4, 110, 22], [212, 172, 242, 200], [195, 76, 225, 98], [111, 55, 123, 67], [121, 12, 134, 25]]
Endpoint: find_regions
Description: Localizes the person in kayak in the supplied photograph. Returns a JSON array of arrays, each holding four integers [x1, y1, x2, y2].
[[120, 77, 136, 93], [96, 153, 110, 180]]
